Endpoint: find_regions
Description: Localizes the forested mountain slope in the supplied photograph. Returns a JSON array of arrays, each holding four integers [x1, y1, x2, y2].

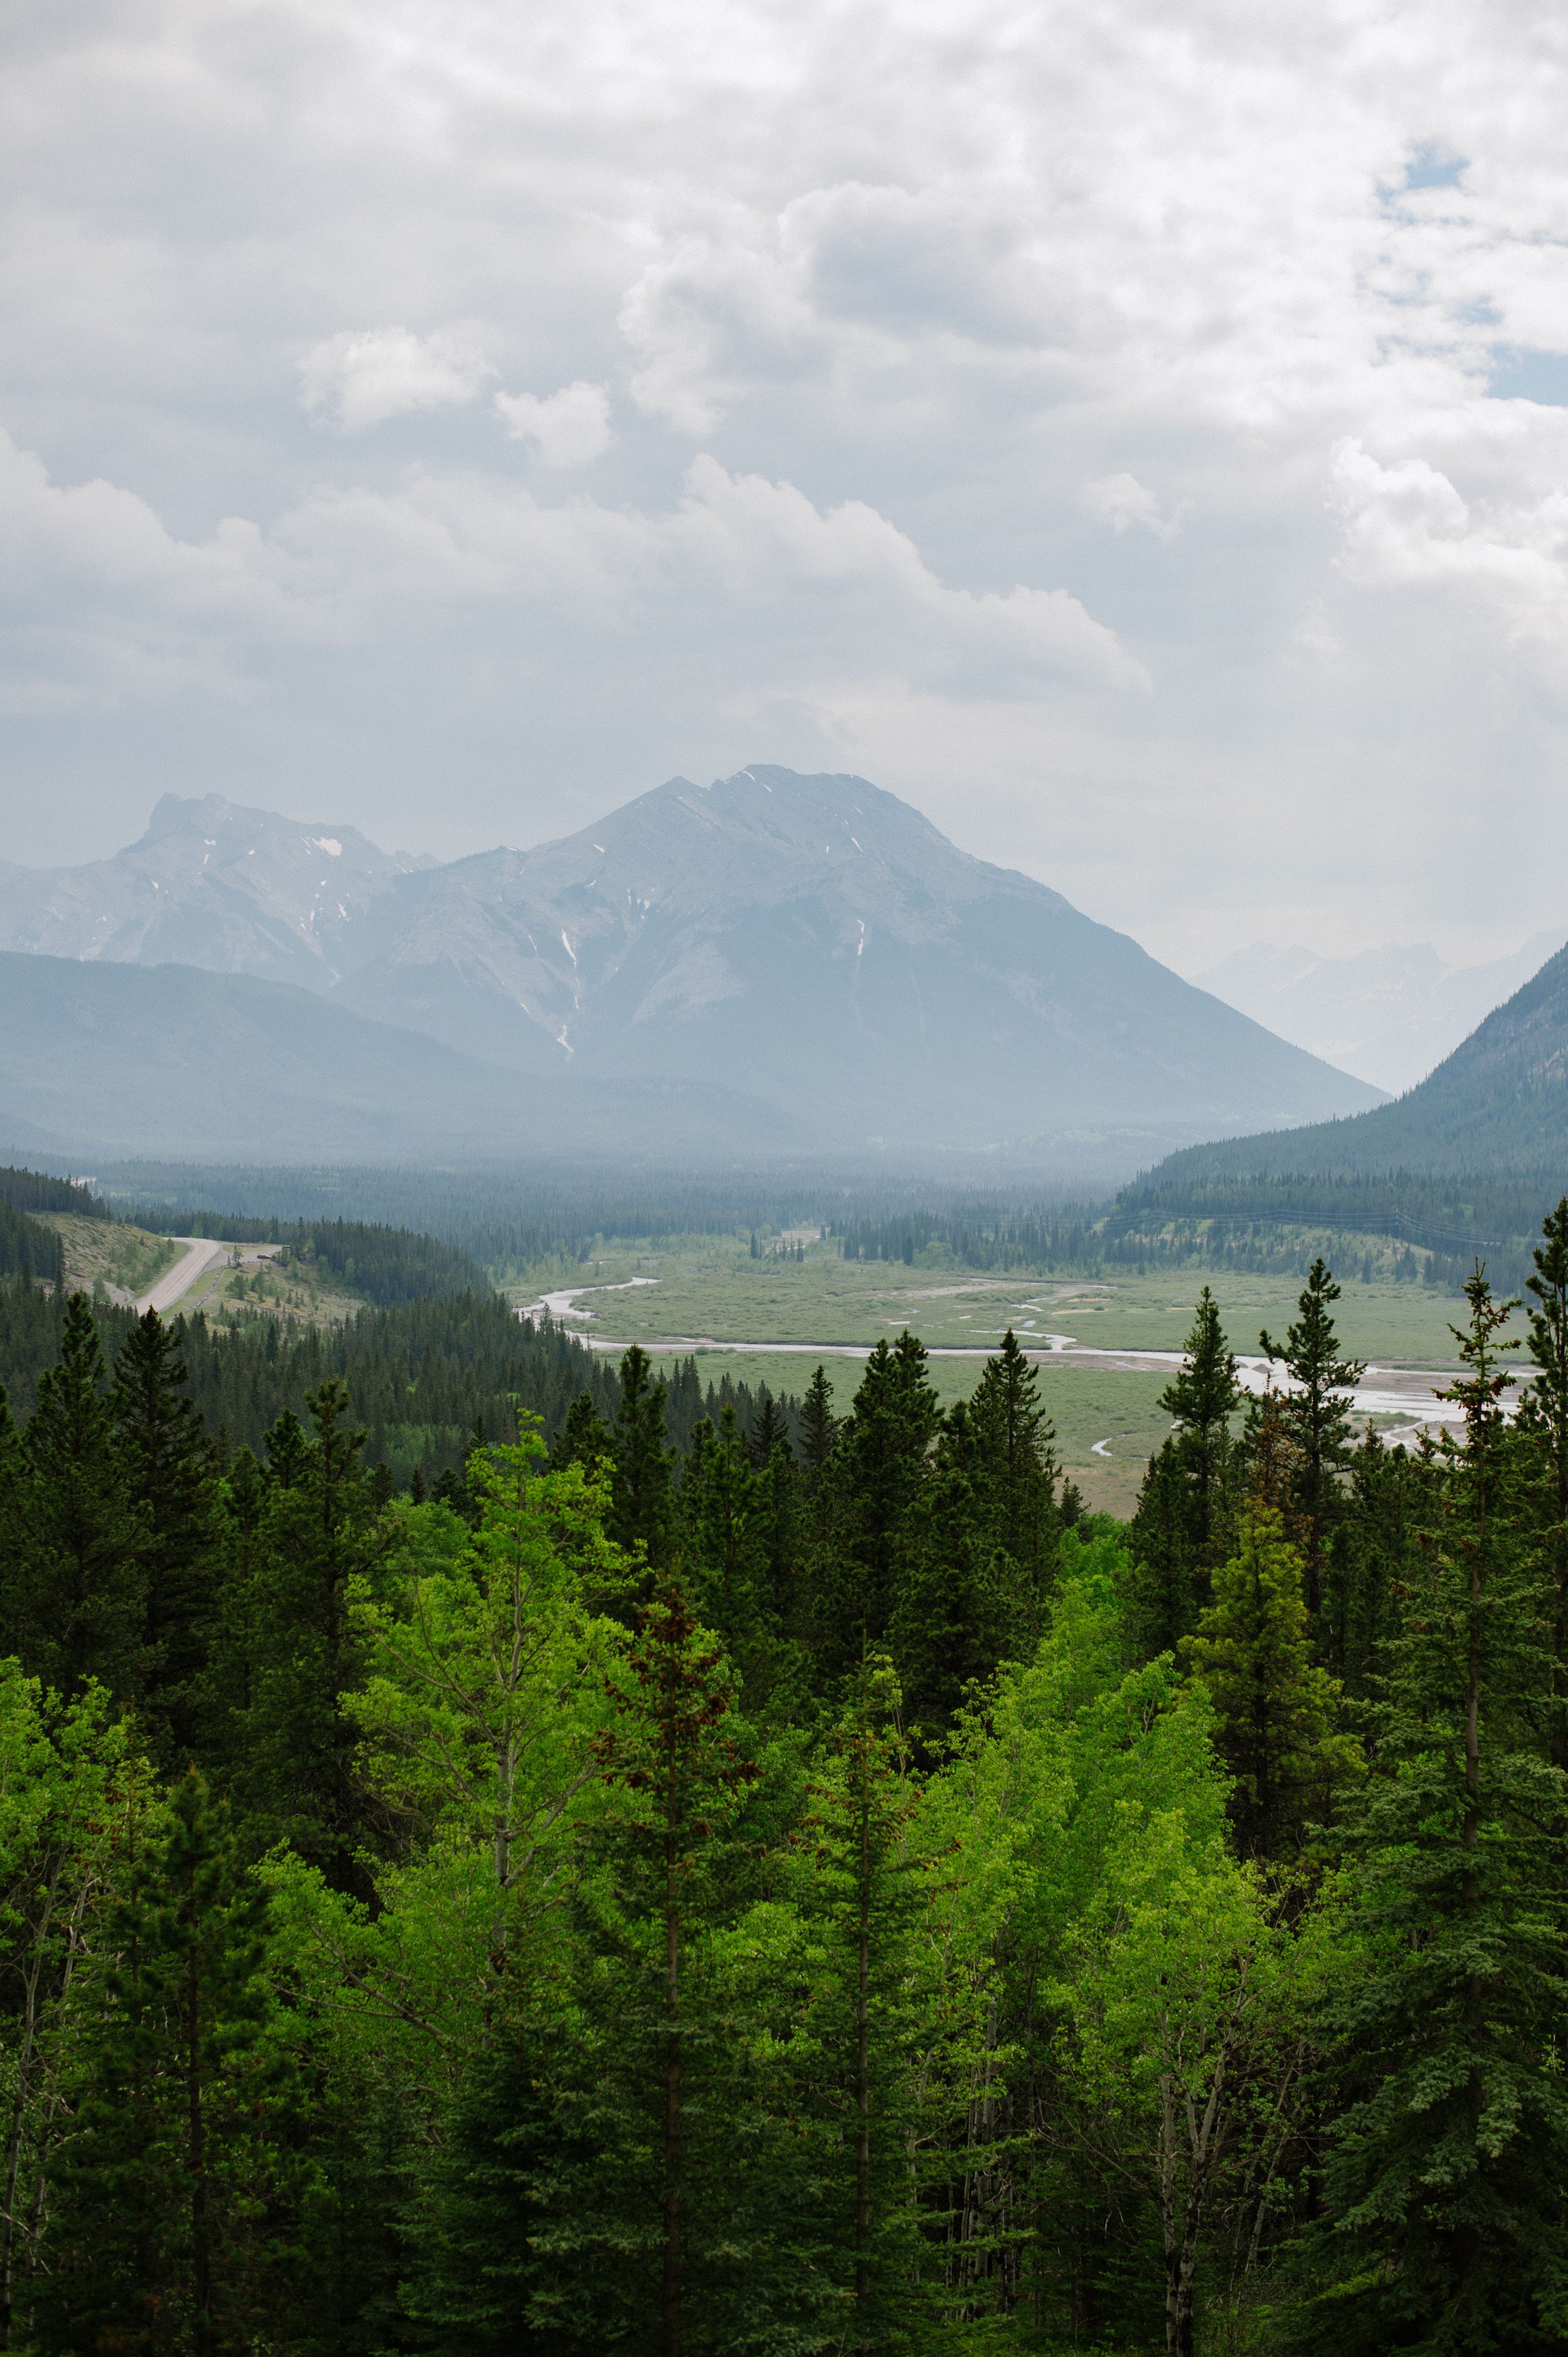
[[0, 767, 1382, 1159], [1131, 939, 1568, 1191]]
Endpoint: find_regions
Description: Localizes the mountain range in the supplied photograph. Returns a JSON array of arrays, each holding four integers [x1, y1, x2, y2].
[[1195, 932, 1568, 1096], [0, 766, 1386, 1167], [1140, 939, 1568, 1186]]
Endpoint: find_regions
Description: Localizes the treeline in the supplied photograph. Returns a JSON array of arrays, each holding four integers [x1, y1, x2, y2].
[[116, 1213, 489, 1305], [835, 1205, 1101, 1268], [92, 1159, 1095, 1273], [1109, 1169, 1564, 1291], [0, 1282, 799, 1494], [0, 1203, 62, 1287], [0, 1164, 108, 1218], [4, 1221, 1568, 2348]]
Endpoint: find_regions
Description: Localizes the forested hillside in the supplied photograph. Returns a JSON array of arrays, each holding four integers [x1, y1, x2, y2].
[[1, 1208, 1567, 2351]]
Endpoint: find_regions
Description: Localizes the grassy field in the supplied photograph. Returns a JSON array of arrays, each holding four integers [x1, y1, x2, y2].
[[505, 1234, 1476, 1514]]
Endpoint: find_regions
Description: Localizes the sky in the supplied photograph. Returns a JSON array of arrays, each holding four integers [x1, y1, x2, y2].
[[4, 0, 1568, 974]]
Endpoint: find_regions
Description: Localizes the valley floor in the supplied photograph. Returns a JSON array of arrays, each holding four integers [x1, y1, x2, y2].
[[507, 1239, 1473, 1514]]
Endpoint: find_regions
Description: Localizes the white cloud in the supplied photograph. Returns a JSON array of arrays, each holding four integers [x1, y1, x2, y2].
[[8, 0, 1568, 955], [494, 381, 613, 466], [1082, 473, 1189, 541], [298, 327, 494, 432]]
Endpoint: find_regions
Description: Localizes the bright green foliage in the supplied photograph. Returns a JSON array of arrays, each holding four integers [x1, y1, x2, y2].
[[0, 1665, 132, 2344], [38, 1767, 300, 2357], [1314, 1271, 1568, 2353], [1259, 1260, 1365, 1634], [1187, 1505, 1359, 1860]]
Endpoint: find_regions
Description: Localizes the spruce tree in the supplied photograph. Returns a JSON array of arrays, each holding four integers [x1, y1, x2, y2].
[[813, 1333, 940, 1674], [227, 1383, 386, 1885], [110, 1309, 217, 1767], [1259, 1259, 1364, 1636], [1185, 1504, 1355, 1860], [552, 1388, 615, 1475], [799, 1365, 839, 1486], [610, 1345, 675, 1576], [1316, 1270, 1568, 2350], [887, 1401, 1013, 1745], [1130, 1290, 1243, 1659], [1520, 1196, 1568, 1770], [967, 1328, 1062, 1622], [17, 1294, 146, 1702], [39, 1769, 299, 2356]]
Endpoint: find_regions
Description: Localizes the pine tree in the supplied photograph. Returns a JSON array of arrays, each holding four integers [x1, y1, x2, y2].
[[811, 1333, 940, 1676], [610, 1345, 675, 1577], [679, 1405, 777, 1698], [38, 1769, 299, 2356], [110, 1309, 217, 1767], [589, 1582, 761, 2353], [226, 1383, 386, 1885], [1259, 1259, 1365, 1636], [1520, 1196, 1568, 1770], [799, 1365, 839, 1487], [1316, 1270, 1568, 2350], [1185, 1505, 1355, 1859], [967, 1328, 1062, 1624], [887, 1401, 1014, 1745], [16, 1295, 146, 1702], [1160, 1287, 1241, 1558], [1130, 1291, 1243, 1659], [552, 1389, 615, 1475], [803, 1653, 924, 2351]]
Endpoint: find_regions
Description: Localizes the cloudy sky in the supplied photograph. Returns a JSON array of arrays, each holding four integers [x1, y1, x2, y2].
[[4, 0, 1567, 972]]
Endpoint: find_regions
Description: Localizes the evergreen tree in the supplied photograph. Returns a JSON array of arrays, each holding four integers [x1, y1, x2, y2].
[[810, 1334, 940, 1676], [553, 1389, 615, 1475], [804, 1654, 924, 2351], [16, 1294, 146, 1702], [1259, 1259, 1365, 1637], [110, 1309, 217, 1766], [746, 1388, 790, 1470], [799, 1364, 839, 1487], [1129, 1290, 1243, 1659], [679, 1405, 777, 1698], [38, 1769, 299, 2356], [1521, 1195, 1568, 1770], [887, 1401, 1013, 1746], [967, 1328, 1062, 1622], [586, 1582, 761, 2351], [1315, 1270, 1568, 2351], [223, 1384, 386, 1885], [1185, 1504, 1355, 1860], [610, 1346, 675, 1577]]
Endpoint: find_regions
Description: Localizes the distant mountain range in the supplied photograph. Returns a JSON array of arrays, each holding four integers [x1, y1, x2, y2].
[[1195, 933, 1568, 1095], [1139, 940, 1568, 1187], [0, 766, 1384, 1167]]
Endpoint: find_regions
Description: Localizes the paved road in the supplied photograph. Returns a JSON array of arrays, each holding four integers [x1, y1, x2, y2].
[[134, 1237, 229, 1317]]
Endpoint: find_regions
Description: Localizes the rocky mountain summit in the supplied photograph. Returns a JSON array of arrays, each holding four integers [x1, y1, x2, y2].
[[0, 766, 1385, 1158]]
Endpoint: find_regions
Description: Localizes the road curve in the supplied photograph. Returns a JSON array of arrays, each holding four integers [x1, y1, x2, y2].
[[134, 1237, 229, 1318]]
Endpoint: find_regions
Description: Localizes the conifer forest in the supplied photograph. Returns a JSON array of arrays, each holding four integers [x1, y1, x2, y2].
[[3, 1200, 1568, 2356]]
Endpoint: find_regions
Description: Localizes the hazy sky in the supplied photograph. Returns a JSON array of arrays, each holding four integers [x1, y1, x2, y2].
[[4, 0, 1567, 971]]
